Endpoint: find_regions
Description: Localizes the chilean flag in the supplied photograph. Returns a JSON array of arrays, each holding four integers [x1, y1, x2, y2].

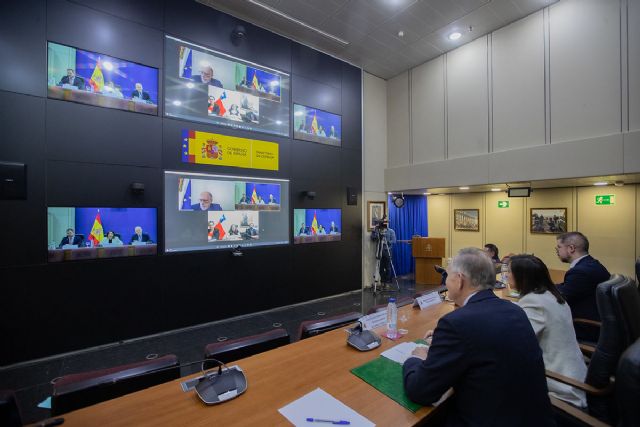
[[214, 215, 226, 240], [215, 92, 227, 116]]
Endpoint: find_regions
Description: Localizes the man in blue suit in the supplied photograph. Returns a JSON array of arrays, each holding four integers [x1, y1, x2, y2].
[[556, 231, 610, 341], [190, 191, 222, 211], [403, 248, 554, 426], [59, 228, 83, 248]]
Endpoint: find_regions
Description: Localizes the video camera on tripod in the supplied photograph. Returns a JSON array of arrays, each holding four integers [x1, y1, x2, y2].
[[370, 216, 398, 293]]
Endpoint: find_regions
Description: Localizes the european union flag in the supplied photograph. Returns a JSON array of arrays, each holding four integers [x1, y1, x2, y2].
[[182, 49, 192, 79], [181, 180, 191, 210]]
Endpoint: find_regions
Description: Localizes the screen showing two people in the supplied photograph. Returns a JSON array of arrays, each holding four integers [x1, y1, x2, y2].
[[293, 104, 342, 147], [164, 36, 290, 137], [293, 209, 341, 244], [47, 42, 159, 115], [47, 207, 158, 262], [164, 172, 289, 252]]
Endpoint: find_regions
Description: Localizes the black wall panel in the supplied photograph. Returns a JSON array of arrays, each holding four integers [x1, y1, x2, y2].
[[291, 142, 341, 182], [47, 0, 164, 68], [292, 44, 343, 90], [341, 65, 363, 151], [0, 91, 47, 267], [69, 0, 164, 29], [164, 0, 292, 73], [292, 75, 341, 114], [46, 100, 163, 167], [0, 0, 47, 97]]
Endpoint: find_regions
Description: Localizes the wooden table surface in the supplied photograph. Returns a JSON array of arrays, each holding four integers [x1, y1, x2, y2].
[[55, 302, 454, 427]]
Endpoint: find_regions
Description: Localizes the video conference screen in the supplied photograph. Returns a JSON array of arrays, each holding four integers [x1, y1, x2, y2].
[[164, 36, 290, 137], [293, 104, 341, 147], [164, 171, 289, 252], [47, 42, 159, 115], [47, 207, 158, 262], [293, 209, 341, 244]]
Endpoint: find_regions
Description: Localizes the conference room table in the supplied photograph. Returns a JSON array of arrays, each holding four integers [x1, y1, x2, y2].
[[48, 269, 566, 426]]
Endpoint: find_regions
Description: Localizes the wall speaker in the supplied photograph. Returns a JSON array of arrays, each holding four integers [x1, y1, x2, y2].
[[347, 187, 357, 205], [130, 182, 145, 195], [0, 161, 27, 200], [302, 191, 316, 200]]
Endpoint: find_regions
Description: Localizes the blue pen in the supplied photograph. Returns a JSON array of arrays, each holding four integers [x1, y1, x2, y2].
[[306, 418, 350, 425]]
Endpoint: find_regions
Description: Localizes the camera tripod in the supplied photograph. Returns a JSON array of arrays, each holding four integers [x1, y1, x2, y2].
[[372, 229, 399, 294]]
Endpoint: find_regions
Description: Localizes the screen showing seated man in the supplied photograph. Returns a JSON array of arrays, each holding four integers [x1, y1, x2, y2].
[[164, 36, 289, 137], [165, 171, 289, 252], [293, 209, 341, 244], [293, 104, 341, 147], [47, 42, 158, 115], [47, 207, 158, 262]]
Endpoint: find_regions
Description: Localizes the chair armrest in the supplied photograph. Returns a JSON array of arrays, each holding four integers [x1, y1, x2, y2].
[[579, 343, 596, 357], [545, 370, 614, 396], [549, 396, 610, 427], [573, 318, 601, 327]]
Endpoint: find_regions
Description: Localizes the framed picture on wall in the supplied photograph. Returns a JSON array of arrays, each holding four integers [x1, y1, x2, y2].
[[367, 201, 386, 230], [530, 208, 567, 234], [454, 209, 479, 231]]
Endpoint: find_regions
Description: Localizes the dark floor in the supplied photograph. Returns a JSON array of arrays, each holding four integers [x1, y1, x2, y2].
[[0, 275, 436, 425]]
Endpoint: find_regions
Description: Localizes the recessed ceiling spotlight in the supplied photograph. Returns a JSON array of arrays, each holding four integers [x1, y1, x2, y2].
[[398, 30, 404, 37], [186, 82, 194, 89], [614, 181, 624, 187], [172, 100, 182, 106], [491, 188, 501, 192], [449, 32, 462, 41], [593, 182, 608, 186], [459, 186, 469, 190], [424, 192, 431, 195], [387, 192, 393, 195]]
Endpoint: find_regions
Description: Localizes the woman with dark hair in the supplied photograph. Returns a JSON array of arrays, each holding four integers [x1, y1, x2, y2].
[[508, 255, 587, 407], [483, 243, 500, 263]]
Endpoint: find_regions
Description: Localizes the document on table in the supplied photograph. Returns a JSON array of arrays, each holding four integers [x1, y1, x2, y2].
[[380, 342, 428, 364], [279, 387, 375, 427]]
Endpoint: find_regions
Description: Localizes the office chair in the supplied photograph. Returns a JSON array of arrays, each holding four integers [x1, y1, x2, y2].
[[52, 354, 179, 415], [297, 312, 361, 340], [203, 328, 290, 368], [611, 276, 640, 351]]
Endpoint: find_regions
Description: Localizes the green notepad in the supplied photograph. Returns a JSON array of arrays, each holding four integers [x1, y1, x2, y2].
[[351, 353, 422, 413]]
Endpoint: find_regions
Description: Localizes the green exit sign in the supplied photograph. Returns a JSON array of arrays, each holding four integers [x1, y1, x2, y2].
[[595, 194, 615, 205], [497, 201, 510, 208]]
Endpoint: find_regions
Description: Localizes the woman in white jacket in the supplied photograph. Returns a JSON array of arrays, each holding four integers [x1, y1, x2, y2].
[[508, 255, 587, 408]]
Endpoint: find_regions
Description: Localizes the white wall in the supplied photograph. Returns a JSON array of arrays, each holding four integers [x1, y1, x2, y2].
[[383, 0, 640, 191]]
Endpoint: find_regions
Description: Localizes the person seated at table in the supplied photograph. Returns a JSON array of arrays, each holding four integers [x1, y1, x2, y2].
[[256, 195, 265, 205], [508, 254, 587, 408], [245, 223, 258, 238], [59, 228, 83, 248], [238, 193, 249, 204], [298, 223, 308, 236], [131, 83, 150, 101], [317, 224, 326, 235], [329, 221, 339, 233], [191, 191, 222, 211], [268, 194, 277, 204], [100, 230, 123, 246], [58, 68, 84, 89], [228, 224, 240, 236], [403, 248, 554, 426], [483, 243, 501, 264], [103, 81, 124, 98], [130, 226, 151, 244]]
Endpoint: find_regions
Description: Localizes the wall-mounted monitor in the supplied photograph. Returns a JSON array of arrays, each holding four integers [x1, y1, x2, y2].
[[164, 171, 289, 252], [164, 36, 290, 137], [47, 207, 158, 262], [293, 104, 341, 147], [293, 209, 341, 244], [47, 42, 159, 115]]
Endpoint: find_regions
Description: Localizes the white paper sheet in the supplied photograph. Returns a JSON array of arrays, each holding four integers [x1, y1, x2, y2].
[[380, 342, 428, 364], [278, 388, 375, 427]]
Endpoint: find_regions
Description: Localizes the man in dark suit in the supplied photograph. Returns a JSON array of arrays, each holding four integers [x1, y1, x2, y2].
[[190, 191, 222, 211], [556, 231, 610, 341], [403, 248, 554, 426], [131, 83, 151, 101], [194, 65, 223, 88], [59, 228, 83, 248], [329, 221, 339, 233], [245, 223, 258, 238], [130, 226, 151, 244], [58, 69, 84, 89]]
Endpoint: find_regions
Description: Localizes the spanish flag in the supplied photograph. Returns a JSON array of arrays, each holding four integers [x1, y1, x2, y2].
[[89, 211, 104, 246], [311, 113, 319, 134], [251, 185, 259, 203], [89, 58, 105, 92], [252, 71, 259, 90], [311, 211, 319, 235]]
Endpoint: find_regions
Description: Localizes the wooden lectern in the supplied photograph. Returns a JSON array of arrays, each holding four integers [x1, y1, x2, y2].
[[412, 237, 446, 285]]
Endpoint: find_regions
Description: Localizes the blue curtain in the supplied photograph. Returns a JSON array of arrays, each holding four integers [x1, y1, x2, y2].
[[388, 195, 428, 276]]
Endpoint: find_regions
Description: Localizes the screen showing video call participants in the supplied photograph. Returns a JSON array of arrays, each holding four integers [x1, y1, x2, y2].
[[164, 171, 289, 253], [293, 209, 341, 244], [47, 42, 159, 115], [47, 207, 158, 262], [293, 104, 342, 147], [164, 36, 290, 137]]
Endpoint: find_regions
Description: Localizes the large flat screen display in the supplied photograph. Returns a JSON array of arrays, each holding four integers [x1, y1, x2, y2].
[[47, 42, 158, 115], [165, 171, 289, 252], [293, 209, 341, 244], [293, 104, 341, 147], [164, 36, 290, 137], [47, 207, 158, 262]]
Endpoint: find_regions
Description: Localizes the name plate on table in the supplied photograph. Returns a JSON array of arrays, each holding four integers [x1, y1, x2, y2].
[[358, 311, 388, 330], [413, 292, 442, 310]]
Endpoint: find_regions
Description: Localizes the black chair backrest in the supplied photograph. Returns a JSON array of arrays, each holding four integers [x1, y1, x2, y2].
[[204, 328, 290, 368], [611, 276, 640, 350], [0, 390, 22, 427], [585, 275, 625, 423], [616, 337, 640, 427], [298, 312, 361, 340], [52, 354, 179, 415]]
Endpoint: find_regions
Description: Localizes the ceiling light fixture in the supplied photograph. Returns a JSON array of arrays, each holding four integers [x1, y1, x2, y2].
[[459, 186, 469, 190], [491, 188, 501, 192], [448, 32, 462, 41], [424, 192, 431, 195], [246, 0, 349, 45], [593, 182, 608, 186], [398, 30, 404, 37]]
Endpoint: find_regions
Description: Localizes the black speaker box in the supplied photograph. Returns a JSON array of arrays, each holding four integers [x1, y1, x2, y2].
[[347, 187, 357, 206]]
